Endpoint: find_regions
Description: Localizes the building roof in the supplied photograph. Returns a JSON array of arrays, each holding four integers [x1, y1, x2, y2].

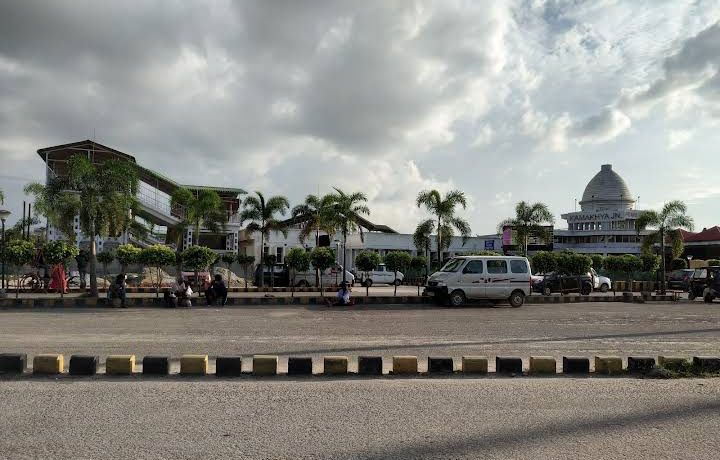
[[281, 214, 398, 234], [681, 226, 720, 243], [580, 164, 634, 205]]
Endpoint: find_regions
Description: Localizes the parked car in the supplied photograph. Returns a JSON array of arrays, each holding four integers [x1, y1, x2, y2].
[[358, 263, 404, 287], [667, 269, 695, 291], [425, 256, 532, 307], [532, 272, 593, 296], [293, 264, 355, 287], [688, 266, 720, 300], [253, 263, 290, 287]]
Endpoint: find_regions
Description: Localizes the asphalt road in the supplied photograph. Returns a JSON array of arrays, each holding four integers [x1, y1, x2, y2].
[[1, 301, 719, 372], [1, 378, 719, 460]]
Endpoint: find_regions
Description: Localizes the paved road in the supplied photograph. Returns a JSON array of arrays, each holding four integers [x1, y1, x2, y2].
[[1, 378, 719, 459], [1, 301, 718, 372]]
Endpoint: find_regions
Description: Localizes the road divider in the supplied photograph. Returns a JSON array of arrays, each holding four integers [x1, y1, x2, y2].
[[5, 354, 719, 378]]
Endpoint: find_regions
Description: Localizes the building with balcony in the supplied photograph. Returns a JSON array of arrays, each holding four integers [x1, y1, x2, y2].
[[38, 140, 245, 253], [553, 164, 650, 255]]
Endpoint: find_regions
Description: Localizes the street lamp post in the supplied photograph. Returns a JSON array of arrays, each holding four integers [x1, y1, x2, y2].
[[0, 209, 11, 293]]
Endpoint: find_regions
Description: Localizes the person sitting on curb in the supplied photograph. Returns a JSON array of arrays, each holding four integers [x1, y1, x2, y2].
[[327, 282, 353, 306], [206, 274, 228, 306], [164, 276, 192, 308], [108, 273, 127, 308]]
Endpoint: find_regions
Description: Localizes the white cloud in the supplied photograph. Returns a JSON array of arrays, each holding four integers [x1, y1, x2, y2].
[[668, 129, 693, 149]]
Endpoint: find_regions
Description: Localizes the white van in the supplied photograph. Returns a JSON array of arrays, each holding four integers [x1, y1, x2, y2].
[[358, 263, 405, 287], [293, 264, 355, 287], [425, 256, 532, 307]]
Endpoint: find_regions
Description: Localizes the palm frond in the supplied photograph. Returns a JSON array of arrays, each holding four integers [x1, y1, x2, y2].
[[635, 210, 659, 232]]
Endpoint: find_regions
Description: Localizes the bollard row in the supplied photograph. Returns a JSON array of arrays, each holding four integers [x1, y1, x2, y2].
[[1, 354, 720, 377]]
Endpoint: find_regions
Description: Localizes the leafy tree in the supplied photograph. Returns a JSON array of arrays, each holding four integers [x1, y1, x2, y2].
[[25, 155, 138, 296], [323, 188, 371, 286], [182, 246, 218, 287], [240, 191, 289, 288], [310, 247, 335, 297], [292, 193, 335, 286], [416, 190, 471, 265], [285, 248, 311, 297], [236, 254, 255, 289], [116, 244, 141, 273], [530, 251, 557, 275], [264, 254, 277, 289], [355, 250, 381, 297], [708, 260, 720, 267], [606, 254, 642, 284], [170, 187, 228, 247], [384, 251, 412, 296], [498, 201, 554, 256], [24, 180, 81, 244], [97, 250, 115, 284], [413, 219, 433, 270], [636, 200, 694, 293], [590, 255, 604, 271], [603, 255, 624, 275], [640, 253, 660, 273], [670, 258, 687, 271], [220, 253, 237, 288], [43, 240, 79, 298], [2, 239, 35, 298], [139, 245, 176, 297], [555, 251, 592, 276]]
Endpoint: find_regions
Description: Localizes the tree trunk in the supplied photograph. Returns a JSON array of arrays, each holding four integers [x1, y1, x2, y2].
[[342, 229, 348, 286], [315, 228, 320, 288], [524, 234, 529, 257], [89, 230, 98, 297], [156, 267, 160, 298], [15, 269, 20, 299], [366, 274, 369, 297], [259, 231, 264, 288], [291, 271, 295, 297], [660, 227, 666, 295], [437, 217, 442, 266], [394, 271, 397, 296]]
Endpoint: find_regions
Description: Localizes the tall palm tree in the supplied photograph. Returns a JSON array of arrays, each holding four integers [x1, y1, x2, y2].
[[324, 188, 370, 285], [498, 201, 554, 256], [170, 187, 228, 247], [25, 155, 139, 296], [292, 194, 335, 286], [416, 189, 471, 264], [239, 191, 290, 288], [636, 200, 694, 294]]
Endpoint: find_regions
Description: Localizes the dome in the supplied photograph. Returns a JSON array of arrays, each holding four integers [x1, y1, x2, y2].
[[580, 164, 634, 211]]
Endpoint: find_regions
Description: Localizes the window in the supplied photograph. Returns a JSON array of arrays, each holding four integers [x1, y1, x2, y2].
[[463, 260, 483, 274], [487, 260, 508, 274], [276, 247, 283, 264], [510, 260, 528, 273], [440, 258, 465, 272]]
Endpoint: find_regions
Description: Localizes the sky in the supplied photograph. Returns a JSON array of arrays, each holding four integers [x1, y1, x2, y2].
[[1, 0, 719, 235]]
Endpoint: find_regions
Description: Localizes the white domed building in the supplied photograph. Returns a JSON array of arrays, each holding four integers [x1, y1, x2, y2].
[[553, 164, 650, 255]]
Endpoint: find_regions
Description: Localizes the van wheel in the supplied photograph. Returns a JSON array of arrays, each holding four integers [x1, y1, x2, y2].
[[449, 290, 466, 307], [364, 279, 373, 288], [688, 291, 696, 301], [704, 294, 714, 303], [297, 280, 309, 288], [509, 290, 525, 308], [543, 286, 552, 296], [600, 283, 609, 293]]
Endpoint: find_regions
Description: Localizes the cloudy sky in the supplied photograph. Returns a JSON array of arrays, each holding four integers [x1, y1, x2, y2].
[[1, 0, 719, 234]]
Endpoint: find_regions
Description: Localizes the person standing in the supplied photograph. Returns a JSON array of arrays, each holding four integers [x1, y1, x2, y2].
[[75, 249, 89, 289]]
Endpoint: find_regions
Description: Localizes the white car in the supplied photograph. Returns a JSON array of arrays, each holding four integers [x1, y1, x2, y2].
[[589, 268, 611, 292], [358, 263, 404, 287], [293, 264, 354, 287]]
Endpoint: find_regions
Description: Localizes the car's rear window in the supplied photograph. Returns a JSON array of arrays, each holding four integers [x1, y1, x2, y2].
[[510, 260, 528, 274]]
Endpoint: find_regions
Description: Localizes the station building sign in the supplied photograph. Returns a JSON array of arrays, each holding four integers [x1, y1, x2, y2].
[[563, 210, 642, 223]]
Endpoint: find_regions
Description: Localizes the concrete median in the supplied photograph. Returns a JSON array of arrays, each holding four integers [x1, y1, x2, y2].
[[287, 357, 313, 375], [253, 355, 278, 376], [392, 356, 418, 375], [323, 356, 349, 375], [69, 355, 98, 376], [627, 357, 655, 374], [180, 355, 208, 375], [142, 356, 170, 375], [461, 356, 488, 374], [693, 357, 720, 373], [428, 357, 454, 374], [0, 353, 27, 374], [657, 356, 687, 371], [594, 356, 623, 375], [529, 356, 556, 375], [562, 357, 590, 374], [33, 354, 64, 374], [215, 357, 243, 377], [358, 356, 383, 375], [496, 357, 523, 375], [106, 355, 136, 375]]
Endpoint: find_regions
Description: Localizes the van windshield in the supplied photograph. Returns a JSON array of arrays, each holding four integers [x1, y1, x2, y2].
[[440, 258, 465, 272]]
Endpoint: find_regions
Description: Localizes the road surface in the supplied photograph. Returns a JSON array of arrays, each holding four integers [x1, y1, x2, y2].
[[1, 378, 718, 459]]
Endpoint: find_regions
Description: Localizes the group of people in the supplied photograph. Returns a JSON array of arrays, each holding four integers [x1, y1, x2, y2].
[[162, 274, 228, 308]]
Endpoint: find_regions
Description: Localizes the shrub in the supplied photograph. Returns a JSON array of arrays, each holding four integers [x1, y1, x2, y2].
[[116, 244, 141, 273], [670, 258, 687, 270], [139, 245, 177, 297], [555, 251, 591, 276], [2, 239, 36, 298], [355, 250, 381, 296], [590, 255, 604, 271], [310, 247, 336, 296], [708, 260, 720, 267], [384, 251, 412, 296], [285, 248, 310, 296], [640, 253, 660, 273], [530, 251, 557, 275]]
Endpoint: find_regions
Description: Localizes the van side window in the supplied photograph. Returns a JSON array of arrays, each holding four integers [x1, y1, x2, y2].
[[487, 260, 508, 274], [510, 260, 528, 274], [462, 260, 483, 274]]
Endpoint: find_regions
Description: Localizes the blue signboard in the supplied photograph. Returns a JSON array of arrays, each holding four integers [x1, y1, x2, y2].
[[484, 240, 494, 250]]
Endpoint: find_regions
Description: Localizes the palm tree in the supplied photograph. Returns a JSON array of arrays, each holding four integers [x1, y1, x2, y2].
[[25, 155, 138, 296], [170, 187, 228, 247], [239, 192, 290, 288], [636, 200, 694, 294], [0, 189, 4, 204], [498, 202, 554, 256], [416, 190, 471, 265], [324, 188, 370, 285], [292, 194, 335, 286]]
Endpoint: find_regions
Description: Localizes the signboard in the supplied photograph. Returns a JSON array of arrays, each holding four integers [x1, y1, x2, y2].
[[565, 210, 641, 223], [484, 240, 495, 250]]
